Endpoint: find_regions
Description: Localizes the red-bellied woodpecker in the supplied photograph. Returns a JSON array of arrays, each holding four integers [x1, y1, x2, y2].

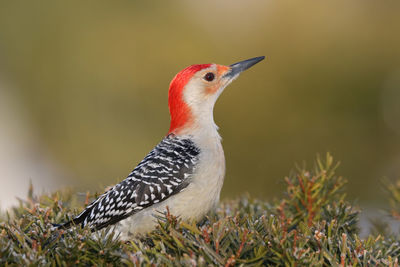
[[60, 56, 265, 238]]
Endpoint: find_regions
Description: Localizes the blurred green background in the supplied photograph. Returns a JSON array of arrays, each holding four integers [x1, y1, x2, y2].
[[0, 0, 400, 209]]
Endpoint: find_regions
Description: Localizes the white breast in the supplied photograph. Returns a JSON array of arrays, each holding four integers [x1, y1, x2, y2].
[[116, 131, 225, 239]]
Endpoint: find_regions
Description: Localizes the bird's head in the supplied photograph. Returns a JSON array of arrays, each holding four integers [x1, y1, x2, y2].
[[168, 56, 265, 135]]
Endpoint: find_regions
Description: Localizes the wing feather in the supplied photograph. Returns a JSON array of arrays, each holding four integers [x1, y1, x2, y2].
[[62, 135, 200, 230]]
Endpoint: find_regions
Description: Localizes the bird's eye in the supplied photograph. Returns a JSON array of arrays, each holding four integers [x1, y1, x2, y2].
[[204, 72, 215, 82]]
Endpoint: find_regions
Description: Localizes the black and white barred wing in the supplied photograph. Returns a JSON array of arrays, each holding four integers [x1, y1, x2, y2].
[[63, 135, 200, 230]]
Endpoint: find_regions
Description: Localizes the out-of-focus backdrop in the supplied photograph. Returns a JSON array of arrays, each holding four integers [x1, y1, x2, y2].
[[0, 1, 400, 210]]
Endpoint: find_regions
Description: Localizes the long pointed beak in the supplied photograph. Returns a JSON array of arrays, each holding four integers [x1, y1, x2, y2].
[[223, 56, 265, 79]]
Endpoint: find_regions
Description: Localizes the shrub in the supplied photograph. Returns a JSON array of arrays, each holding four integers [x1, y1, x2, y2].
[[1, 154, 399, 266]]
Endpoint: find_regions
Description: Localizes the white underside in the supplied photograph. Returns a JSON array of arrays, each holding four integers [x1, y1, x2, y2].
[[116, 129, 225, 239]]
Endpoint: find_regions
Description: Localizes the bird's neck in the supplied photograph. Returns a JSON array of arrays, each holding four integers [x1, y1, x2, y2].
[[170, 109, 221, 146]]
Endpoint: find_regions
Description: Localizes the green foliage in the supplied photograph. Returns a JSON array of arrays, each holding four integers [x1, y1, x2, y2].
[[1, 154, 400, 266], [384, 178, 400, 222]]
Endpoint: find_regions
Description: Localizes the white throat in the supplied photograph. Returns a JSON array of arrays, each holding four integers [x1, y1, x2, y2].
[[181, 83, 221, 141]]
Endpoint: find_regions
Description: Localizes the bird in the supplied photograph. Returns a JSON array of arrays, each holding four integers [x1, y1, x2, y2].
[[59, 56, 265, 239]]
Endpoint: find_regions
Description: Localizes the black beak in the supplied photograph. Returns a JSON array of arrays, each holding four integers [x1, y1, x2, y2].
[[224, 56, 265, 79]]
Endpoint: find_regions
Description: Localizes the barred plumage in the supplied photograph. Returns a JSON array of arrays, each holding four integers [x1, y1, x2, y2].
[[58, 57, 264, 237], [63, 134, 200, 230]]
